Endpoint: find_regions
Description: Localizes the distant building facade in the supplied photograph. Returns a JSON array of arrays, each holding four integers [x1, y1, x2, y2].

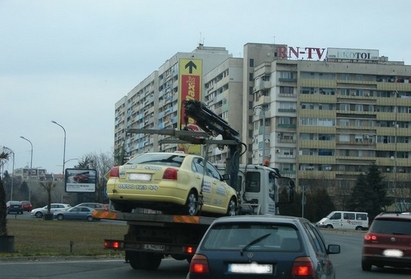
[[114, 43, 411, 202]]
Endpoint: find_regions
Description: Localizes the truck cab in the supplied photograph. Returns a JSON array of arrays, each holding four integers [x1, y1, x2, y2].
[[214, 164, 294, 215]]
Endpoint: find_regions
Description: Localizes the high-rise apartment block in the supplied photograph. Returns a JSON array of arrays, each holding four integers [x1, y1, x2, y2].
[[115, 43, 411, 199]]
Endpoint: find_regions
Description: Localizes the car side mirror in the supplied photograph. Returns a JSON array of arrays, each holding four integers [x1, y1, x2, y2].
[[327, 244, 341, 254], [221, 173, 230, 181]]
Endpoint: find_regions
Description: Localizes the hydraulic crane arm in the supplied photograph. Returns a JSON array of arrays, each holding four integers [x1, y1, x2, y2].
[[183, 100, 244, 191], [183, 100, 240, 142]]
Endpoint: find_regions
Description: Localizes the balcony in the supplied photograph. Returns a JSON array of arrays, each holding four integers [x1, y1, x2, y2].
[[279, 78, 297, 83], [278, 108, 296, 113], [254, 95, 270, 106], [277, 124, 296, 128]]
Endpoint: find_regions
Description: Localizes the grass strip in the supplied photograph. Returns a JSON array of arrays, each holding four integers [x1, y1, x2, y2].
[[1, 219, 127, 259]]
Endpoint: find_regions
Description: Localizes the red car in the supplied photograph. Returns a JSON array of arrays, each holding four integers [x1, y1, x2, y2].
[[362, 212, 411, 271], [20, 200, 33, 212], [73, 173, 89, 183]]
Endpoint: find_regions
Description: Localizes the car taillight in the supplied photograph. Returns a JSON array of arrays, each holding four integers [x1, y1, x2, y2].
[[109, 166, 120, 177], [291, 257, 314, 276], [189, 254, 209, 274], [364, 233, 377, 241], [163, 168, 178, 180]]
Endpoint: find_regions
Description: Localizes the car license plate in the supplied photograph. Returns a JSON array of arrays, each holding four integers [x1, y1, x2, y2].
[[143, 244, 165, 251], [228, 263, 273, 274], [383, 249, 403, 257], [128, 173, 151, 181]]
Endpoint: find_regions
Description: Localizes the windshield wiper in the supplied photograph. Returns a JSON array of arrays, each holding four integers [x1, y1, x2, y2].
[[240, 233, 271, 256]]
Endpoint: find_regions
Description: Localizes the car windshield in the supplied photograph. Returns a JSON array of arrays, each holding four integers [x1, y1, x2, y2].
[[201, 222, 301, 252], [126, 153, 185, 167], [371, 219, 411, 235]]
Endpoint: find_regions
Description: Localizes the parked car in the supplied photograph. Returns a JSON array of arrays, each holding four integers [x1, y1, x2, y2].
[[20, 200, 33, 212], [187, 215, 341, 279], [30, 203, 71, 218], [6, 201, 23, 214], [54, 206, 99, 222], [107, 152, 237, 216], [316, 210, 369, 230], [72, 202, 108, 211], [362, 212, 411, 271]]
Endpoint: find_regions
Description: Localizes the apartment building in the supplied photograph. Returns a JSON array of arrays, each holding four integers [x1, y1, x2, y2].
[[114, 43, 411, 203], [203, 57, 243, 163], [250, 46, 411, 197], [114, 44, 232, 162]]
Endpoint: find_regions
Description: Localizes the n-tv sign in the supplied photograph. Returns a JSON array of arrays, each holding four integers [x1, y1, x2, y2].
[[178, 58, 203, 154]]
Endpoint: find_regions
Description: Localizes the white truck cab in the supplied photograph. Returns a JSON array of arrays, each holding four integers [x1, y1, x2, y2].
[[316, 210, 369, 230], [214, 163, 294, 215]]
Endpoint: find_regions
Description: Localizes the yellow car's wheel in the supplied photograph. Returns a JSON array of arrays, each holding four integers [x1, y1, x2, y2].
[[226, 197, 237, 216], [182, 190, 199, 216]]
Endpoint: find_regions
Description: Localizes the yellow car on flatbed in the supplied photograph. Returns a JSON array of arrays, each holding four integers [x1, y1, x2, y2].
[[106, 152, 238, 216]]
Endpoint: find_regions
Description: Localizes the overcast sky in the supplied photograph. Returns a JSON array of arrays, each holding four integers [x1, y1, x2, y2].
[[1, 0, 410, 175]]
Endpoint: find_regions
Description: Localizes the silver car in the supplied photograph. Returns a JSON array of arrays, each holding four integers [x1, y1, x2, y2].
[[30, 203, 71, 218]]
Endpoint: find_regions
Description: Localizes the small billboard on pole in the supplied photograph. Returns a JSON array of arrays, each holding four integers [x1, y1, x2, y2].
[[65, 168, 97, 193]]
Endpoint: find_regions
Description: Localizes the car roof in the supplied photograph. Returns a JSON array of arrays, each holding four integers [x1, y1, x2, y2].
[[127, 151, 200, 161], [69, 206, 95, 210], [78, 202, 101, 204], [211, 214, 308, 225], [375, 212, 411, 220]]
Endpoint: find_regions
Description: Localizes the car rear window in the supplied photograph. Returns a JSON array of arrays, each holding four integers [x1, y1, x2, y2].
[[371, 218, 411, 235], [127, 153, 185, 167], [201, 222, 301, 251]]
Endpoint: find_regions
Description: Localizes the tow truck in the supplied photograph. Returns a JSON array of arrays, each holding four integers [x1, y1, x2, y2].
[[97, 100, 295, 270]]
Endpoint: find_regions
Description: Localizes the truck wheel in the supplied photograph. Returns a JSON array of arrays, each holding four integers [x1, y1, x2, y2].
[[143, 253, 162, 270], [129, 251, 162, 270], [128, 251, 144, 270], [325, 224, 333, 229], [182, 190, 199, 216], [226, 197, 237, 216]]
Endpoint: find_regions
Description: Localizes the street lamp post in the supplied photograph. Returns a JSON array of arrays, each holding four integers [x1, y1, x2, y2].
[[51, 121, 66, 177], [20, 136, 33, 168], [254, 105, 266, 165]]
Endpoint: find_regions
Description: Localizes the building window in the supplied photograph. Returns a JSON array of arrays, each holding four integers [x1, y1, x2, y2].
[[249, 58, 254, 67], [280, 86, 294, 94], [249, 73, 254, 81]]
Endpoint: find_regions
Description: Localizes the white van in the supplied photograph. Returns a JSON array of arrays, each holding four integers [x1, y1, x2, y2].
[[316, 211, 369, 230]]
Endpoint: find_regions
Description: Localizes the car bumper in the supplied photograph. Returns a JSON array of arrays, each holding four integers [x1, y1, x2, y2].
[[362, 254, 411, 268], [107, 181, 190, 206]]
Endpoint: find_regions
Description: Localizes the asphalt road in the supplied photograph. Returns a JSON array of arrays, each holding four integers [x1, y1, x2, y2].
[[1, 229, 410, 279]]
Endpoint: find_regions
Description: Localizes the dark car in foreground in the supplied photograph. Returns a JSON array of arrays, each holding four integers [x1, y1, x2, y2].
[[187, 215, 340, 279], [6, 201, 23, 214], [362, 212, 411, 271]]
